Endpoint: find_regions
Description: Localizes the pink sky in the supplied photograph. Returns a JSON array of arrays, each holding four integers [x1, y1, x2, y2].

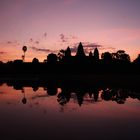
[[0, 0, 140, 62]]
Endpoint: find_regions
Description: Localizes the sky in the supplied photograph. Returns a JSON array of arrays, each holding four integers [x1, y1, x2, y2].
[[0, 0, 140, 62]]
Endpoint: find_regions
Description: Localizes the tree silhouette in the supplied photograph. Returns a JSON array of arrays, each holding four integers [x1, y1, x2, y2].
[[101, 52, 112, 63], [133, 54, 140, 64], [32, 57, 39, 64], [57, 47, 72, 64], [58, 49, 65, 61], [47, 53, 57, 64], [22, 46, 27, 61], [113, 50, 130, 63]]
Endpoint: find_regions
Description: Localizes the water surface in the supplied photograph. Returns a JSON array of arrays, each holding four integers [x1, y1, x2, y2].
[[0, 83, 140, 140]]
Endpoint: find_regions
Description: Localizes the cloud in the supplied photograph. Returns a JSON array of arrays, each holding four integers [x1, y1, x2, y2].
[[59, 34, 68, 43], [29, 38, 40, 44], [29, 32, 47, 44], [99, 46, 116, 51], [7, 41, 12, 44], [83, 42, 102, 48], [44, 32, 47, 38], [30, 46, 56, 53], [70, 35, 78, 40], [35, 41, 40, 44], [69, 46, 77, 53], [0, 51, 6, 54], [6, 41, 19, 45], [29, 38, 33, 42], [70, 42, 102, 54], [59, 34, 78, 43]]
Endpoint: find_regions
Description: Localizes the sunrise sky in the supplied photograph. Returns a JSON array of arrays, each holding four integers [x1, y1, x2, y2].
[[0, 0, 140, 62]]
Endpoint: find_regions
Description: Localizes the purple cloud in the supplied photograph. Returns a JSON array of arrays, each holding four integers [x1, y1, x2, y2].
[[7, 41, 19, 44], [70, 42, 102, 54], [59, 34, 68, 43], [30, 46, 56, 53], [99, 46, 116, 51], [83, 42, 102, 48], [59, 34, 78, 43], [44, 32, 47, 38], [29, 38, 33, 42], [69, 42, 116, 54], [7, 41, 12, 44], [35, 41, 40, 44], [69, 46, 77, 53]]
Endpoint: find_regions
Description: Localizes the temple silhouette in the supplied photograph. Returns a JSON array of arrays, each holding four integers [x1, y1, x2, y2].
[[0, 42, 140, 75]]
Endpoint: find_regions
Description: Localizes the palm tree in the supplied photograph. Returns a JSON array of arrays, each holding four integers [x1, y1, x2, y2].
[[22, 46, 27, 61]]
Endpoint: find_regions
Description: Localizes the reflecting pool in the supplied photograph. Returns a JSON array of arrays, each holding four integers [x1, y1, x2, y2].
[[0, 82, 140, 140]]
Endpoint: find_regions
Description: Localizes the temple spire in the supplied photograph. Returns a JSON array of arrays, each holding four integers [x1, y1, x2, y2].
[[76, 42, 85, 57]]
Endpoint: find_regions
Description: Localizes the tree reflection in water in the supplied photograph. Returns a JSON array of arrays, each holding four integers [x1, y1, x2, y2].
[[21, 88, 27, 104], [2, 80, 139, 106], [57, 87, 140, 106]]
